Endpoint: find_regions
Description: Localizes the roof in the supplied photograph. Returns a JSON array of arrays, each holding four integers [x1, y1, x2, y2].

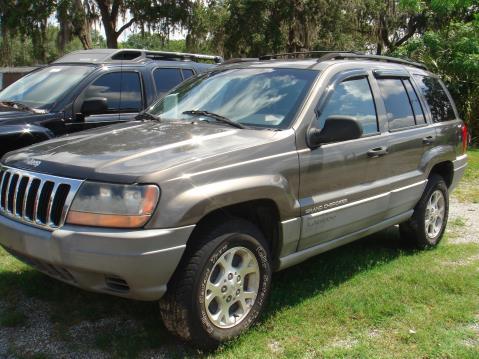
[[53, 49, 224, 65]]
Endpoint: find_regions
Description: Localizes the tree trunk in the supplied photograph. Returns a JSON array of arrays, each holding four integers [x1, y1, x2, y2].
[[0, 20, 12, 66]]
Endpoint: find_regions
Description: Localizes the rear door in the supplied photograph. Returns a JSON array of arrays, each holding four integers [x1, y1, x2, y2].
[[298, 70, 390, 250], [372, 71, 434, 218]]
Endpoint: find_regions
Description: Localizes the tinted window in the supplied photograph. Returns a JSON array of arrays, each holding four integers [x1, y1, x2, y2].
[[182, 69, 194, 79], [318, 77, 378, 135], [120, 72, 142, 112], [414, 75, 455, 123], [84, 72, 121, 112], [377, 78, 415, 130], [153, 68, 183, 93], [149, 68, 317, 129], [403, 79, 426, 124]]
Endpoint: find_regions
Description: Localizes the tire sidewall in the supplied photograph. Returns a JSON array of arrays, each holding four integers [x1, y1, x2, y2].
[[192, 232, 271, 343], [418, 176, 449, 246]]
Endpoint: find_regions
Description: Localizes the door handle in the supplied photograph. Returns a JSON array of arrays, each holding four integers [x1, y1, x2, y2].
[[367, 146, 388, 158], [422, 136, 434, 145]]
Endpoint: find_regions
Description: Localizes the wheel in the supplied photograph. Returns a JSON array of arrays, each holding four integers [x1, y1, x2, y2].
[[159, 218, 272, 349], [399, 174, 449, 249]]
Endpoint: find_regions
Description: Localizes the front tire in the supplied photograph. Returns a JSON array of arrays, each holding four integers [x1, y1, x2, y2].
[[399, 174, 449, 249], [159, 218, 272, 349]]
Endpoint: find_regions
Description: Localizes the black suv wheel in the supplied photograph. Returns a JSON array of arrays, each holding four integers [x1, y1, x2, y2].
[[159, 218, 272, 349]]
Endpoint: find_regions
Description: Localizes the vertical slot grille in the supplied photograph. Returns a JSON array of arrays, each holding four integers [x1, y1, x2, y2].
[[0, 167, 82, 230]]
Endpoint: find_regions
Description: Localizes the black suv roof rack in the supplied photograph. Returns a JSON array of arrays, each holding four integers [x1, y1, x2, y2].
[[259, 51, 427, 70], [54, 49, 224, 64]]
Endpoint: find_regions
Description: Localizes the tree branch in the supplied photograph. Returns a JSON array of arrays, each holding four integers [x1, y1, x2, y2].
[[116, 17, 135, 35]]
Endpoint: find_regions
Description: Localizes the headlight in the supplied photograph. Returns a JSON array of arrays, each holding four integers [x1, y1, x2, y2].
[[66, 182, 160, 228]]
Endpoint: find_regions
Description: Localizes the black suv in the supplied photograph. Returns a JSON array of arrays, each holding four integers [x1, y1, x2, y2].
[[0, 49, 222, 156]]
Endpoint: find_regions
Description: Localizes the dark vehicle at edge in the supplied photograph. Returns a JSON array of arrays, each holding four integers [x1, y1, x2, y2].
[[0, 48, 222, 156]]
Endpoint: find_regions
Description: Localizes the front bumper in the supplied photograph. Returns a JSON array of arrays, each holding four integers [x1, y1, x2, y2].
[[0, 214, 195, 301]]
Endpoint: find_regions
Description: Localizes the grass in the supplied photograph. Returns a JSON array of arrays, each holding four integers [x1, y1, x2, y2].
[[0, 149, 478, 357], [454, 148, 479, 203]]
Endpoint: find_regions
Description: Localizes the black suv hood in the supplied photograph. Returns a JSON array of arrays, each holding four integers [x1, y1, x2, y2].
[[0, 107, 55, 125], [3, 121, 277, 183]]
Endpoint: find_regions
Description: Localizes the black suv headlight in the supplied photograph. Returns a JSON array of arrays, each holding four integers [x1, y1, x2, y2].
[[66, 182, 160, 228]]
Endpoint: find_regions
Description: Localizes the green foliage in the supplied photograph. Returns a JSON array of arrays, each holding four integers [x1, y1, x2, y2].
[[0, 0, 478, 141], [122, 33, 186, 52]]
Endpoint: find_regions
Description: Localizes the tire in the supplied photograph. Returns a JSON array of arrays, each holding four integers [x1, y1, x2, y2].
[[399, 174, 449, 249], [159, 217, 272, 349]]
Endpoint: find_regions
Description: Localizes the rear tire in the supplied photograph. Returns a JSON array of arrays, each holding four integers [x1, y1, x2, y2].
[[399, 174, 449, 249], [159, 218, 272, 349]]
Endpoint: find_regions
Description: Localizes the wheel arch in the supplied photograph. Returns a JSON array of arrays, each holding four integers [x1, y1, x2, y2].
[[187, 199, 283, 266]]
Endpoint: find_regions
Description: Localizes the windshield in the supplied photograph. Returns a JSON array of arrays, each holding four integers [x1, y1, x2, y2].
[[148, 67, 318, 129], [0, 65, 95, 110]]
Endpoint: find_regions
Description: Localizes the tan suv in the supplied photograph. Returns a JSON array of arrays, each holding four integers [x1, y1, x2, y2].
[[0, 52, 468, 348]]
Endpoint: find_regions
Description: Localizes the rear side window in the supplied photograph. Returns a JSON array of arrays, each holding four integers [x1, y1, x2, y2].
[[120, 72, 142, 112], [182, 69, 195, 79], [414, 75, 455, 122], [377, 78, 415, 130], [403, 79, 426, 124], [153, 68, 183, 93], [318, 77, 378, 135]]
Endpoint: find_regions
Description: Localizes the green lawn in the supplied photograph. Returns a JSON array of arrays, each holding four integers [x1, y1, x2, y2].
[[0, 150, 478, 358], [454, 148, 479, 203]]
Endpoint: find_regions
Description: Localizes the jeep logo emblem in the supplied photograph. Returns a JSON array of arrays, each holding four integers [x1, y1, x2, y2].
[[25, 158, 41, 167]]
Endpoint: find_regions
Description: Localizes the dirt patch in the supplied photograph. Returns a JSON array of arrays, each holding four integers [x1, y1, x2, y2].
[[447, 199, 479, 244]]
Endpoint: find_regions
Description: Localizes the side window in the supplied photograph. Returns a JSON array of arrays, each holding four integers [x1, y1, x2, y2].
[[413, 75, 455, 123], [153, 68, 183, 94], [83, 72, 121, 113], [377, 78, 415, 130], [318, 77, 378, 135], [403, 79, 426, 124], [120, 72, 142, 112], [182, 69, 195, 79]]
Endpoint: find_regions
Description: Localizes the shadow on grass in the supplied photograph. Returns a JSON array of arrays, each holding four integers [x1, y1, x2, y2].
[[0, 226, 416, 357]]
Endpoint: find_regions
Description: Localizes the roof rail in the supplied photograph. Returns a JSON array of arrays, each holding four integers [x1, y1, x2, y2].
[[259, 51, 355, 60], [258, 51, 427, 70], [319, 52, 427, 70], [141, 50, 224, 64], [54, 48, 224, 64], [219, 58, 259, 65]]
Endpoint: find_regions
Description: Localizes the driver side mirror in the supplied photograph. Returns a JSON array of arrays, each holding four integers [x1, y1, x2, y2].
[[308, 116, 363, 147], [81, 97, 108, 117]]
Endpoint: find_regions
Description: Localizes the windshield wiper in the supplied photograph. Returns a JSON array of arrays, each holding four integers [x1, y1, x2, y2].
[[135, 111, 161, 122], [182, 110, 246, 129], [0, 101, 39, 113]]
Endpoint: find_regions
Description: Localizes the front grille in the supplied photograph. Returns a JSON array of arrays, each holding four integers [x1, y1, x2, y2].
[[0, 166, 83, 230]]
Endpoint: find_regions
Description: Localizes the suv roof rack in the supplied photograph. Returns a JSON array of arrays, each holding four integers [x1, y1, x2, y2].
[[219, 58, 259, 65], [259, 51, 355, 60], [54, 49, 224, 64], [259, 51, 427, 70]]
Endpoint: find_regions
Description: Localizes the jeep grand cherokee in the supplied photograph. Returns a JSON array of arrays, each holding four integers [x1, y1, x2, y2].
[[0, 52, 468, 348]]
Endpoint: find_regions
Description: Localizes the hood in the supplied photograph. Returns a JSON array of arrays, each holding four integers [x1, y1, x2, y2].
[[3, 120, 278, 183], [0, 107, 56, 126]]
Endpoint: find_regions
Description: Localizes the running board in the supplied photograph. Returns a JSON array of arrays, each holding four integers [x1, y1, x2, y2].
[[277, 210, 413, 271]]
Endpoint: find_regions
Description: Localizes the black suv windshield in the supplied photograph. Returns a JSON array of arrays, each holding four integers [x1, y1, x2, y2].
[[148, 68, 318, 129], [0, 65, 95, 111]]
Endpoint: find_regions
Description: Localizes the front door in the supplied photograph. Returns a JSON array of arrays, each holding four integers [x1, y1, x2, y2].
[[298, 72, 390, 250], [68, 70, 144, 132]]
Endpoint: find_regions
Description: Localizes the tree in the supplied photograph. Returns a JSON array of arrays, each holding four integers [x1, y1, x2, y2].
[[93, 0, 191, 48]]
